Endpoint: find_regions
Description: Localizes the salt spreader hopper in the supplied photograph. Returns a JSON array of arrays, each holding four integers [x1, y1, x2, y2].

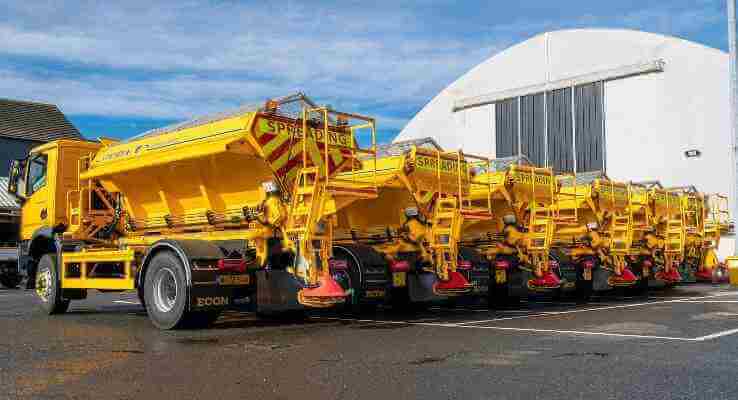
[[7, 93, 379, 329]]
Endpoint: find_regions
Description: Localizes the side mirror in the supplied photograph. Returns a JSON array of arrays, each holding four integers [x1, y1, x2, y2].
[[8, 159, 26, 202]]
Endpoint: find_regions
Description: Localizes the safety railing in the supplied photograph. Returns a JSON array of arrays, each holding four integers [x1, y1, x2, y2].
[[553, 173, 578, 225], [661, 189, 686, 257], [628, 183, 651, 231], [299, 106, 378, 199], [706, 194, 731, 233], [460, 152, 494, 220]]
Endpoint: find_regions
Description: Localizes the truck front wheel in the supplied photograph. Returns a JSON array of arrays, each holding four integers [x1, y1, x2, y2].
[[36, 254, 70, 314]]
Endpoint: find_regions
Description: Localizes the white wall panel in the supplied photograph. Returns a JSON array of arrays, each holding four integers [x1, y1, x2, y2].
[[397, 29, 735, 258]]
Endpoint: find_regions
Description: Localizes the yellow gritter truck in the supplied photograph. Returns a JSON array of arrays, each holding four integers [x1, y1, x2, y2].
[[7, 93, 379, 329], [461, 157, 562, 306], [330, 138, 494, 310]]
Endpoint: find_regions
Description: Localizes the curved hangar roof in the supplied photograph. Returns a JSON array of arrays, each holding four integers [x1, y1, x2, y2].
[[396, 28, 729, 160]]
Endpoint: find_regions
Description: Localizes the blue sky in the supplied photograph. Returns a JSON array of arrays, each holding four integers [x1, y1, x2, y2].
[[0, 0, 731, 143]]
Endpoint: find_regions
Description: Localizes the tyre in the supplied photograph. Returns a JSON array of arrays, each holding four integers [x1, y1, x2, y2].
[[488, 256, 519, 309], [488, 276, 515, 309], [459, 247, 489, 302], [574, 265, 593, 303], [332, 247, 364, 315], [137, 287, 146, 308], [35, 254, 70, 314], [630, 265, 649, 298], [143, 251, 219, 330], [0, 272, 22, 289], [574, 277, 593, 303], [389, 286, 412, 311]]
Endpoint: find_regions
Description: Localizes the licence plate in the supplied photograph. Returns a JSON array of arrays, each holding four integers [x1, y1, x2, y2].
[[365, 289, 385, 298], [219, 274, 250, 286], [473, 285, 488, 293], [495, 270, 507, 284], [392, 272, 407, 287], [583, 269, 592, 281]]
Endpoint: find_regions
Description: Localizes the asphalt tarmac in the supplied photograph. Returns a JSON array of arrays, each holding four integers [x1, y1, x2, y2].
[[2, 284, 738, 400]]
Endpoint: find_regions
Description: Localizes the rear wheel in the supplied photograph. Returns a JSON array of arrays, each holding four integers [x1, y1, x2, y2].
[[488, 273, 516, 309], [488, 285, 503, 309], [574, 266, 594, 303], [0, 272, 22, 289], [574, 276, 593, 303], [144, 251, 219, 330], [333, 246, 378, 316], [36, 254, 70, 314], [488, 255, 522, 309], [630, 263, 649, 298]]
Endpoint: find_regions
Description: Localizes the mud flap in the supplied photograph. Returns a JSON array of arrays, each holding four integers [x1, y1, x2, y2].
[[647, 277, 669, 289], [508, 270, 528, 298], [255, 270, 305, 314], [557, 263, 578, 293], [408, 272, 447, 303], [190, 285, 234, 310], [592, 268, 612, 292], [677, 262, 697, 283]]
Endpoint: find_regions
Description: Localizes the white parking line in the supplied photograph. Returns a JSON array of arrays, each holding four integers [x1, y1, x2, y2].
[[429, 307, 492, 313], [693, 328, 738, 341], [317, 316, 738, 342], [311, 291, 738, 342], [683, 300, 738, 303], [455, 292, 738, 325], [446, 325, 698, 341], [112, 300, 141, 305], [311, 316, 699, 341]]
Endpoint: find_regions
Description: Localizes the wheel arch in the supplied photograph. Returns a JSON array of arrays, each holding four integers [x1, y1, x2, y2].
[[23, 227, 58, 284], [333, 244, 387, 270], [333, 245, 365, 283], [137, 239, 225, 292], [28, 227, 57, 259]]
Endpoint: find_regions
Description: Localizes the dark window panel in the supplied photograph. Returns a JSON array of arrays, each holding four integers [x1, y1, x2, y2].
[[520, 93, 545, 166], [546, 88, 574, 173], [495, 99, 518, 158], [575, 82, 604, 172]]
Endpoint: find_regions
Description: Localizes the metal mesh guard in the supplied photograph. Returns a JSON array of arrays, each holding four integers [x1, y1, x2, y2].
[[486, 155, 533, 172], [123, 92, 319, 143], [556, 170, 607, 186], [377, 137, 443, 157]]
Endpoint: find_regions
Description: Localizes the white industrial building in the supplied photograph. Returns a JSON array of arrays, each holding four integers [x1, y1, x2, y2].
[[396, 28, 735, 258]]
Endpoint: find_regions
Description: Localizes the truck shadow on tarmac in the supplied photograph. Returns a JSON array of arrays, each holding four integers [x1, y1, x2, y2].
[[39, 284, 731, 333]]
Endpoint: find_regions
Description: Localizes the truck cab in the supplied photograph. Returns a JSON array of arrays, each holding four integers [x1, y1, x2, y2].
[[7, 140, 102, 286]]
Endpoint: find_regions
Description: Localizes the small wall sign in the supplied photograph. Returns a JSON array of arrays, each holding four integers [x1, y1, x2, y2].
[[685, 149, 701, 158]]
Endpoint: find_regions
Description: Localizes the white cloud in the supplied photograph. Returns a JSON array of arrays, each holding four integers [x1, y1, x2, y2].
[[488, 3, 724, 38], [0, 0, 726, 132], [0, 0, 503, 127], [0, 68, 415, 132]]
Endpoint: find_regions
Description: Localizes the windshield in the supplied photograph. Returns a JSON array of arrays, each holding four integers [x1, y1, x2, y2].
[[26, 154, 47, 196]]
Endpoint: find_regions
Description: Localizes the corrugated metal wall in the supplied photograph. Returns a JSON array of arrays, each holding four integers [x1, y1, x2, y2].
[[520, 93, 545, 166], [546, 88, 574, 172], [574, 82, 604, 172], [495, 99, 518, 158], [492, 84, 604, 173]]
